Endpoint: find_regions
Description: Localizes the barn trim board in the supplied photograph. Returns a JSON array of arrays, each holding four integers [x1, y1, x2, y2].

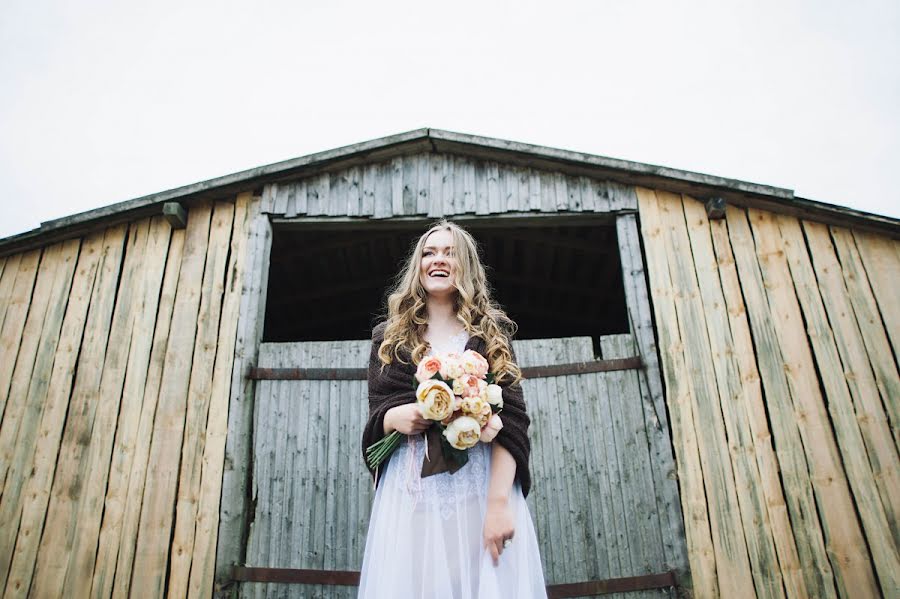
[[0, 130, 896, 599]]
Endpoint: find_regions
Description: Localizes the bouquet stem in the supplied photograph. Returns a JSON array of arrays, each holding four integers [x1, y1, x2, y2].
[[365, 431, 402, 470]]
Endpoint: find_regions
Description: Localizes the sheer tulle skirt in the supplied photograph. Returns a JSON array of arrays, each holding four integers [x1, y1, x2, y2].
[[358, 434, 547, 599]]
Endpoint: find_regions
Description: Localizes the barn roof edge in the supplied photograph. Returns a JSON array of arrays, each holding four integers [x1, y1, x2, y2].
[[1, 128, 897, 255]]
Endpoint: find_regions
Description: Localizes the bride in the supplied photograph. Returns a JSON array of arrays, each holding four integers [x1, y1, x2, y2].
[[358, 219, 547, 598]]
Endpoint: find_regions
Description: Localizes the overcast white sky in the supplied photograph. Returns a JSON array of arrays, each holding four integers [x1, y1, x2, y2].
[[1, 0, 897, 240]]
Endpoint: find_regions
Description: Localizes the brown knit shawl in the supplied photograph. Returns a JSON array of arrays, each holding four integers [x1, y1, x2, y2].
[[361, 321, 533, 498]]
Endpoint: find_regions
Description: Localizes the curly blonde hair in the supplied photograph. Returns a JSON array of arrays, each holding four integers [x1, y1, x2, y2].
[[376, 219, 523, 386]]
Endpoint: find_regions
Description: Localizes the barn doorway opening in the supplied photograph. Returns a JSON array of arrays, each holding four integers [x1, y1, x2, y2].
[[262, 218, 628, 357]]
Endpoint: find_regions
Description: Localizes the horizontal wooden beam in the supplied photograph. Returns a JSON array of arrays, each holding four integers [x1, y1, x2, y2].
[[231, 566, 677, 595], [248, 357, 642, 381]]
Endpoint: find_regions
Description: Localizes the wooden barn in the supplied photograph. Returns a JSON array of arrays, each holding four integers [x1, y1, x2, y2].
[[0, 129, 896, 599]]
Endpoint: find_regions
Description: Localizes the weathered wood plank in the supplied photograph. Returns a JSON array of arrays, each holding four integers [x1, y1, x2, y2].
[[528, 170, 542, 211], [776, 214, 900, 592], [416, 157, 430, 215], [215, 196, 272, 594], [26, 224, 126, 599], [708, 213, 807, 599], [681, 196, 784, 599], [462, 158, 476, 214], [0, 253, 23, 333], [131, 201, 213, 597], [62, 220, 151, 598], [852, 229, 900, 359], [167, 200, 236, 598], [0, 227, 116, 597], [441, 155, 453, 217], [829, 227, 900, 452], [657, 192, 753, 597], [803, 220, 900, 545], [635, 187, 716, 599], [615, 213, 688, 581], [0, 241, 78, 506], [345, 168, 360, 217], [748, 207, 879, 597], [187, 193, 251, 598], [402, 156, 418, 215], [487, 162, 501, 215], [0, 249, 41, 418], [725, 204, 837, 599], [91, 217, 172, 599], [475, 161, 489, 216]]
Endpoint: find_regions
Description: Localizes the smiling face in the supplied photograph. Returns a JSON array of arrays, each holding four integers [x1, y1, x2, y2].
[[420, 229, 457, 298]]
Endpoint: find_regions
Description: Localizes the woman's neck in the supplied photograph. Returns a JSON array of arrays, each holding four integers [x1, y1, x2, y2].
[[425, 295, 458, 328]]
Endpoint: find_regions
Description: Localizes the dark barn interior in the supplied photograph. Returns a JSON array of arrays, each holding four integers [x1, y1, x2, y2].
[[263, 221, 628, 357]]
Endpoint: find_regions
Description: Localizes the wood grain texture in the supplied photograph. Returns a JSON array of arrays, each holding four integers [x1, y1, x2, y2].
[[131, 201, 213, 597], [91, 216, 172, 599], [25, 224, 126, 599], [726, 205, 838, 599], [708, 215, 807, 598], [747, 207, 879, 597], [852, 229, 900, 360], [0, 227, 117, 598], [636, 187, 717, 599], [0, 249, 41, 419]]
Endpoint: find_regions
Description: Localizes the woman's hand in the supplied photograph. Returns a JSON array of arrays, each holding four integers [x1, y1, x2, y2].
[[384, 403, 431, 435], [483, 497, 515, 566]]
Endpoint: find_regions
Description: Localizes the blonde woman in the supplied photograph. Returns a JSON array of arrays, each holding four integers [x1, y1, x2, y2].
[[358, 220, 547, 598]]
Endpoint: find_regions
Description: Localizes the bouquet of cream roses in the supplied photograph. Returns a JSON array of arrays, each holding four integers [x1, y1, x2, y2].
[[365, 349, 504, 471]]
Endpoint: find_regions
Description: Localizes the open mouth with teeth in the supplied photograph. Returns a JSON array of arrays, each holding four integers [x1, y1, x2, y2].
[[428, 270, 450, 278]]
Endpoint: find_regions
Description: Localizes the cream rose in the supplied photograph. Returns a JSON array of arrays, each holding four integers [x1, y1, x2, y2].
[[415, 356, 443, 383], [479, 414, 504, 443], [485, 384, 504, 408], [461, 349, 489, 378], [443, 416, 481, 450], [459, 396, 490, 425], [439, 352, 466, 380], [415, 379, 455, 421], [452, 378, 465, 396]]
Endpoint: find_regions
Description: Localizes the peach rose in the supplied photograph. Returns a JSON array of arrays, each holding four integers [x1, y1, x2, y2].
[[460, 396, 491, 427], [461, 349, 489, 378], [459, 374, 487, 398], [439, 352, 466, 380], [415, 356, 443, 383], [479, 414, 504, 443]]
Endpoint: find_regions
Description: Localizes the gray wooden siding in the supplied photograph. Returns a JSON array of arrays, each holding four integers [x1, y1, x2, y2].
[[261, 153, 637, 219], [243, 335, 674, 598]]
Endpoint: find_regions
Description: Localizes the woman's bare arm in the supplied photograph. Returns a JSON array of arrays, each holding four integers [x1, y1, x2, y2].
[[483, 442, 517, 565]]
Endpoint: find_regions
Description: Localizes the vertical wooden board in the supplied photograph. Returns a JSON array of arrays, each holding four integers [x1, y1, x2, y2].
[[0, 230, 105, 597], [315, 173, 332, 217], [272, 182, 290, 216], [186, 194, 250, 598], [539, 171, 556, 213], [402, 156, 418, 215], [130, 202, 213, 598], [285, 181, 301, 219], [0, 240, 78, 515], [616, 213, 688, 578], [62, 220, 152, 598], [441, 155, 454, 217], [26, 224, 126, 599], [0, 253, 23, 332], [91, 217, 172, 599], [747, 207, 877, 597], [748, 209, 878, 595], [487, 162, 501, 215], [427, 154, 443, 218], [167, 201, 235, 599], [803, 220, 900, 545], [602, 335, 667, 575], [0, 245, 62, 486], [852, 229, 900, 359], [708, 216, 807, 599], [592, 180, 613, 213], [360, 164, 376, 217], [462, 157, 477, 214], [373, 162, 392, 220], [416, 156, 430, 215], [390, 157, 404, 217], [776, 215, 900, 592], [474, 161, 489, 216], [725, 205, 837, 599], [346, 167, 361, 217], [830, 226, 900, 452], [565, 173, 580, 211], [503, 166, 520, 213], [635, 187, 717, 599], [681, 197, 785, 599], [609, 182, 638, 211], [553, 173, 568, 211], [215, 198, 272, 591], [528, 170, 542, 211], [0, 249, 41, 415], [578, 176, 595, 212]]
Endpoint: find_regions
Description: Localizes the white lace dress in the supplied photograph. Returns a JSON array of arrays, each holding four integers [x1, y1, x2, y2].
[[358, 330, 547, 599]]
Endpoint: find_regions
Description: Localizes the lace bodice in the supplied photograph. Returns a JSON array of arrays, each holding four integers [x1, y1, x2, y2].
[[384, 327, 491, 519]]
